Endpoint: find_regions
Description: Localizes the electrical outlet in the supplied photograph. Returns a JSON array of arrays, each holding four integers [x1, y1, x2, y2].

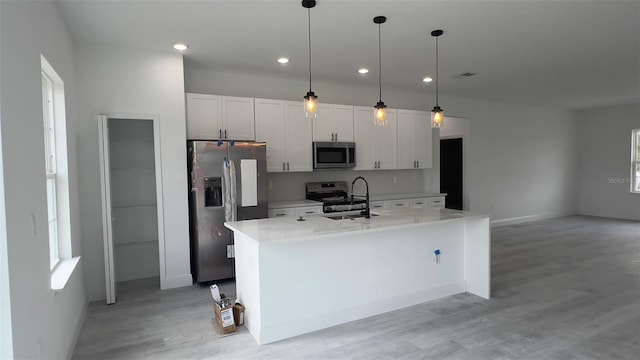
[[433, 249, 441, 264]]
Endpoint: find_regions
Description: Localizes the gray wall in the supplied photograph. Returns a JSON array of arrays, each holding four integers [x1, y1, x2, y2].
[[578, 103, 640, 220], [185, 67, 579, 221], [75, 45, 191, 302], [0, 1, 86, 358]]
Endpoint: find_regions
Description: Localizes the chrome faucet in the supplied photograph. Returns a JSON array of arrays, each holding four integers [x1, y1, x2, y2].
[[350, 176, 370, 219]]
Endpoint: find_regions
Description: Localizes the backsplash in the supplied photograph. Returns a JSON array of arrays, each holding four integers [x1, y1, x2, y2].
[[267, 169, 439, 202]]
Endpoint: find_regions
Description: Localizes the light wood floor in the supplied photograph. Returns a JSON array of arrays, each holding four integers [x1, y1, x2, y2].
[[72, 216, 640, 360]]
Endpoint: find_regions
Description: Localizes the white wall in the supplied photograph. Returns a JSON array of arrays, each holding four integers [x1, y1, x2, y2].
[[0, 1, 86, 358], [578, 103, 640, 220], [185, 68, 579, 221], [448, 99, 579, 223], [0, 57, 14, 360], [75, 45, 191, 301]]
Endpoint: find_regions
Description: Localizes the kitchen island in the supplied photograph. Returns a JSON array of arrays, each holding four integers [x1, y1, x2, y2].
[[225, 208, 490, 345]]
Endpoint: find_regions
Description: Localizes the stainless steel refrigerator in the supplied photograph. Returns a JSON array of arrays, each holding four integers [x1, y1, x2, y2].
[[187, 140, 268, 283]]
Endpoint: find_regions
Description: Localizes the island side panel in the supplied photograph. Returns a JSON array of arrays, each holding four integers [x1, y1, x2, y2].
[[234, 233, 262, 343], [256, 222, 466, 345], [464, 217, 491, 299]]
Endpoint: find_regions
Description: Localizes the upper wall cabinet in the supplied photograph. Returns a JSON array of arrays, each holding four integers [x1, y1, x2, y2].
[[186, 93, 255, 140], [313, 104, 354, 142], [353, 106, 397, 170], [255, 99, 313, 172], [397, 110, 432, 169]]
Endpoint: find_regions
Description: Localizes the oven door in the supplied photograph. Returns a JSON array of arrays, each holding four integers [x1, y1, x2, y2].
[[313, 142, 356, 169]]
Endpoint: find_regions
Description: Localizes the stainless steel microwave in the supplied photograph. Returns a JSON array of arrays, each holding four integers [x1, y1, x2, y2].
[[313, 142, 356, 169]]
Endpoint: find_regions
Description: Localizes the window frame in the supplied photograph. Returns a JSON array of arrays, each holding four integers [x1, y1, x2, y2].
[[632, 129, 640, 194], [41, 71, 61, 270]]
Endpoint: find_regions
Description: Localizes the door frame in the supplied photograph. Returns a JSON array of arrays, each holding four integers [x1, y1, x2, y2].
[[98, 113, 166, 304]]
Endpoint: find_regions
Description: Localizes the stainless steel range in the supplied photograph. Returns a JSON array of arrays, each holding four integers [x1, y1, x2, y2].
[[305, 181, 367, 213]]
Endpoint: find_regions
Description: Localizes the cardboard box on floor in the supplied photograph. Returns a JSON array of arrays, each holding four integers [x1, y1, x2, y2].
[[213, 300, 236, 334], [233, 303, 245, 326]]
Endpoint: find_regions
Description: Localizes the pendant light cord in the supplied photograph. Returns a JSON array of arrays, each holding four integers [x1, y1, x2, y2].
[[378, 22, 382, 102], [435, 35, 439, 106], [308, 7, 312, 92]]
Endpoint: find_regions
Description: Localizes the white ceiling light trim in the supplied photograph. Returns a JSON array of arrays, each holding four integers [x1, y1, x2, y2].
[[173, 43, 188, 51]]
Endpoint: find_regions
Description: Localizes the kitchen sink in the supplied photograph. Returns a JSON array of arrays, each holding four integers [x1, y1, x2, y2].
[[327, 213, 379, 221]]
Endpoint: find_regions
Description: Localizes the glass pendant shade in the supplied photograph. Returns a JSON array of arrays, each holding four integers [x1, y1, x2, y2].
[[431, 29, 444, 129], [431, 105, 443, 128], [375, 101, 387, 125], [302, 0, 318, 119], [304, 91, 318, 119]]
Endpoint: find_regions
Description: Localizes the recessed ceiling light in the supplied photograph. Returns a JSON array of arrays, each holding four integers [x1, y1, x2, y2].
[[173, 43, 188, 51], [277, 57, 290, 64], [422, 77, 433, 83], [358, 68, 369, 74]]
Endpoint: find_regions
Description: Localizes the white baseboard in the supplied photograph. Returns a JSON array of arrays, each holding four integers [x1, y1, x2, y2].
[[161, 274, 193, 290], [491, 211, 577, 227]]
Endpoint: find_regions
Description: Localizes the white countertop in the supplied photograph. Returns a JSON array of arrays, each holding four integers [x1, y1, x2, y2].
[[225, 208, 488, 245], [370, 192, 446, 201], [268, 200, 323, 209]]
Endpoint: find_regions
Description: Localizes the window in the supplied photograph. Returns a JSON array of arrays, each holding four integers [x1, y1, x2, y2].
[[41, 55, 73, 277], [632, 129, 640, 193], [41, 71, 59, 269]]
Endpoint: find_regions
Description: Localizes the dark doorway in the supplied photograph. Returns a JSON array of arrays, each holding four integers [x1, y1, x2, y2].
[[440, 138, 463, 210]]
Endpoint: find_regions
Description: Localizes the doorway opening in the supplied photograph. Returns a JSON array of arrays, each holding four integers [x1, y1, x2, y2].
[[99, 116, 165, 304], [440, 138, 463, 210]]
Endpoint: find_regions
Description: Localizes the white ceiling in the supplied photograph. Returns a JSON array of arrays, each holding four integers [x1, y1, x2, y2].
[[57, 0, 640, 110]]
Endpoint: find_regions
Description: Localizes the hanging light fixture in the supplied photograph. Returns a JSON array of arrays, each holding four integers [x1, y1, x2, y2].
[[431, 29, 444, 128], [302, 0, 318, 119], [373, 16, 387, 126]]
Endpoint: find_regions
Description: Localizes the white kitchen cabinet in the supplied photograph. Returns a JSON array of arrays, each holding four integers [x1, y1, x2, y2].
[[222, 96, 255, 140], [284, 102, 313, 172], [370, 201, 386, 210], [353, 107, 397, 170], [186, 93, 221, 140], [409, 198, 428, 208], [268, 205, 322, 218], [409, 196, 445, 208], [255, 99, 285, 171], [296, 206, 322, 216], [313, 104, 354, 142], [397, 110, 432, 169], [426, 196, 445, 208], [186, 93, 255, 140], [268, 208, 294, 218], [255, 99, 312, 172], [387, 199, 409, 208]]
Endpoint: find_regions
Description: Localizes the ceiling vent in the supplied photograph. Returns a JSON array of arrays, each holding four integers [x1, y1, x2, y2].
[[451, 72, 476, 79]]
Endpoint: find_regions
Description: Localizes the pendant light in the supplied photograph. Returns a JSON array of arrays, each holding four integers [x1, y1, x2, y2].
[[302, 0, 318, 119], [431, 29, 444, 128], [373, 16, 387, 126]]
